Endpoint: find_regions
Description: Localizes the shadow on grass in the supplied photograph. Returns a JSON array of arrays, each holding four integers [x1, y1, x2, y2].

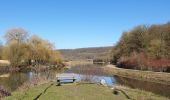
[[113, 89, 131, 99], [33, 83, 54, 100]]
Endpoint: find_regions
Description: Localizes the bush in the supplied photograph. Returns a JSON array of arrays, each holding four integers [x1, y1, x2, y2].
[[117, 53, 170, 72]]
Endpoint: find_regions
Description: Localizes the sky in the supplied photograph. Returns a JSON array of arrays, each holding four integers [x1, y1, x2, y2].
[[0, 0, 170, 49]]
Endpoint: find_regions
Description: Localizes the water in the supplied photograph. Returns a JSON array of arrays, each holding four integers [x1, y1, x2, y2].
[[0, 64, 170, 97], [66, 73, 116, 86], [0, 70, 57, 92], [114, 75, 170, 97]]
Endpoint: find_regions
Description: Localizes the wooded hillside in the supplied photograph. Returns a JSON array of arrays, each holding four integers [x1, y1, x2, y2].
[[59, 46, 112, 61]]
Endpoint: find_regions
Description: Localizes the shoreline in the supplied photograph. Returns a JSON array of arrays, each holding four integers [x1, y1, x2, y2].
[[104, 64, 170, 85]]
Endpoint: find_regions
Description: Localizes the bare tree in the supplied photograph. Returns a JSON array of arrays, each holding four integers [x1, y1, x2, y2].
[[4, 28, 28, 44]]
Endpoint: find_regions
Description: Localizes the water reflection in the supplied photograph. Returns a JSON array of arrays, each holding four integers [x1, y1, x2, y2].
[[0, 73, 28, 91], [62, 73, 116, 86], [0, 70, 58, 92], [114, 76, 170, 97]]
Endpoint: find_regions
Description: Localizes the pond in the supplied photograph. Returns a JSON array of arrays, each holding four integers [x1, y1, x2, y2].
[[0, 64, 170, 98]]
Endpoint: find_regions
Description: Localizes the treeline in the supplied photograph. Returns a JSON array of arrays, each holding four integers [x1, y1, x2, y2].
[[59, 46, 112, 61], [0, 28, 61, 68], [112, 22, 170, 72]]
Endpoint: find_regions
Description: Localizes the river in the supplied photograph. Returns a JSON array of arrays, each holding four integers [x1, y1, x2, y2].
[[0, 64, 170, 98]]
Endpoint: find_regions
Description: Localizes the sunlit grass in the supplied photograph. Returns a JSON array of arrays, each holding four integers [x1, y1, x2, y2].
[[4, 82, 169, 100], [4, 83, 126, 100]]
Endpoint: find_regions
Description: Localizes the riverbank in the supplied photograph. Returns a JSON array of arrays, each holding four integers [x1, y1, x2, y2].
[[65, 60, 93, 66], [4, 82, 168, 100], [104, 65, 170, 85], [0, 64, 64, 75]]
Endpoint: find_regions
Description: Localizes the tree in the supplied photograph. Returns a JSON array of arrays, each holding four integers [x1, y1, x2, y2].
[[3, 27, 62, 68], [28, 35, 61, 66], [4, 28, 28, 44], [4, 28, 29, 67], [0, 40, 3, 59], [111, 22, 170, 71]]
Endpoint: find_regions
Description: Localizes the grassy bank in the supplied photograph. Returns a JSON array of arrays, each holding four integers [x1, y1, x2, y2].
[[116, 85, 169, 100], [4, 82, 168, 100], [104, 65, 170, 85], [65, 60, 93, 67], [4, 83, 125, 100]]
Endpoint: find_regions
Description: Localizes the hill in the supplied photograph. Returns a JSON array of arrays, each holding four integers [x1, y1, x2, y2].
[[59, 46, 113, 61]]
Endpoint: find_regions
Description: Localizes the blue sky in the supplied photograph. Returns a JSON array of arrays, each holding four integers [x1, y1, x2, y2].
[[0, 0, 170, 49]]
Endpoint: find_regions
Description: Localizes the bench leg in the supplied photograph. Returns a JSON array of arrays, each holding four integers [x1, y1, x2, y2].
[[73, 79, 76, 82], [56, 80, 61, 86]]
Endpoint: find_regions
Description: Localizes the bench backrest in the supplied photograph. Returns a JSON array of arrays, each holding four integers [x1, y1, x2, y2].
[[56, 73, 76, 81]]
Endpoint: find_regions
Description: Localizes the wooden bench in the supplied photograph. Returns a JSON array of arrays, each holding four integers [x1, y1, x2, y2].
[[56, 73, 76, 86]]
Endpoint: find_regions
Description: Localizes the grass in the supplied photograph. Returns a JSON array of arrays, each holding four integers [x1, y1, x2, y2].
[[4, 82, 126, 100], [4, 82, 169, 100], [115, 85, 169, 100], [104, 65, 170, 85], [65, 60, 93, 67]]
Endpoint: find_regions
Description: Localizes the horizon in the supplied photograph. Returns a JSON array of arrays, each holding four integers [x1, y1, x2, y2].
[[58, 45, 113, 50], [0, 0, 170, 49]]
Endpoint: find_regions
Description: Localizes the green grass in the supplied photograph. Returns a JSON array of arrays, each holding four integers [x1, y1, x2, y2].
[[4, 82, 169, 100], [4, 83, 127, 100], [116, 85, 169, 100]]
